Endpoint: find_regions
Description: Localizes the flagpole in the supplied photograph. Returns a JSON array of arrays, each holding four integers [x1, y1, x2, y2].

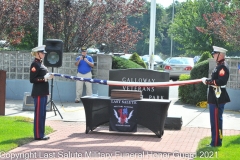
[[149, 0, 156, 70], [38, 0, 44, 46], [170, 0, 175, 57]]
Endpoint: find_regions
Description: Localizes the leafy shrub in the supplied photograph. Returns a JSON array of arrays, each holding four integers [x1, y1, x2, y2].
[[112, 56, 143, 69], [179, 60, 209, 104], [189, 60, 209, 103], [197, 51, 212, 64], [191, 60, 209, 79], [129, 52, 147, 68], [178, 74, 192, 103]]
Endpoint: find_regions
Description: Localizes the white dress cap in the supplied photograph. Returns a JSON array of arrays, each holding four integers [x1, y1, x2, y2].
[[213, 46, 228, 54], [32, 45, 47, 53]]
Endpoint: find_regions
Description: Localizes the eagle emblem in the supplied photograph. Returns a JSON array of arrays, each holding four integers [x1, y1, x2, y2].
[[113, 109, 133, 124]]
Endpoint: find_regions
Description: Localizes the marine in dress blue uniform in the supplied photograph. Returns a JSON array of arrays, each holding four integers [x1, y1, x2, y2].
[[29, 45, 54, 140], [202, 46, 230, 147]]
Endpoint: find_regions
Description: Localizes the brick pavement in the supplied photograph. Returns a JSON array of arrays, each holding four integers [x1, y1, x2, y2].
[[6, 120, 240, 160]]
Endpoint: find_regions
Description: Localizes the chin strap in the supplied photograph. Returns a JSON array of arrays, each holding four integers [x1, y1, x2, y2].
[[217, 59, 225, 65], [216, 53, 220, 62], [37, 52, 42, 62]]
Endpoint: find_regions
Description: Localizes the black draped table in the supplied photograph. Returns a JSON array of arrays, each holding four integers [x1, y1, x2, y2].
[[81, 96, 171, 138]]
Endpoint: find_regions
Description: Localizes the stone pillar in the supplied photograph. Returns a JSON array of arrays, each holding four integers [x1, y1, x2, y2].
[[91, 54, 113, 96]]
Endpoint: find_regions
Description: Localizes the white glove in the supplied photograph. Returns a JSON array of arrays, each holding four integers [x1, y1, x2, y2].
[[48, 74, 54, 80], [201, 77, 207, 85], [44, 73, 54, 82]]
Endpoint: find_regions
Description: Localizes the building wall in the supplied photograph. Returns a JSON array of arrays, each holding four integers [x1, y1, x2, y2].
[[0, 51, 112, 102]]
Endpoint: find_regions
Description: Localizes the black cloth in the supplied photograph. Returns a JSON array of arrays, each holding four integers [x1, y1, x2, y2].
[[30, 58, 49, 97], [207, 60, 230, 104]]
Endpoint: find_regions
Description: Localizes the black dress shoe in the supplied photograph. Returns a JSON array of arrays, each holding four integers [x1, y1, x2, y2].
[[206, 144, 221, 147], [35, 136, 50, 140], [206, 144, 213, 147]]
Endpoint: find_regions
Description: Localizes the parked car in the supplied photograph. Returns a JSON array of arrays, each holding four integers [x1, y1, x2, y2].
[[141, 55, 163, 69], [87, 48, 100, 54], [163, 57, 194, 80], [77, 47, 100, 54], [0, 40, 9, 49], [193, 56, 200, 64], [153, 55, 164, 66]]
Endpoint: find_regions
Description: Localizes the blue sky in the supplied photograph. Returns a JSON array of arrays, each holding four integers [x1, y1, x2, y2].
[[147, 0, 186, 8]]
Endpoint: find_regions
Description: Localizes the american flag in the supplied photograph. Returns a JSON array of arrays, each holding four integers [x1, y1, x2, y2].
[[51, 73, 202, 87]]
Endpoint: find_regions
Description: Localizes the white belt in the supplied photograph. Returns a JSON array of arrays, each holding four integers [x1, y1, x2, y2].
[[211, 85, 226, 88]]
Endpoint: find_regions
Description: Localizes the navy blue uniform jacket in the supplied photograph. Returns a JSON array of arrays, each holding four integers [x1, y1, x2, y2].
[[30, 58, 49, 97], [207, 61, 230, 104]]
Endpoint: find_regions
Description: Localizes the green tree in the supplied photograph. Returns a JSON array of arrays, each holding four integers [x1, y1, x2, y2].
[[128, 2, 166, 56], [44, 0, 147, 52], [13, 26, 38, 50], [163, 1, 185, 57], [0, 0, 33, 45], [197, 0, 240, 52], [1, 0, 146, 52], [168, 0, 230, 55]]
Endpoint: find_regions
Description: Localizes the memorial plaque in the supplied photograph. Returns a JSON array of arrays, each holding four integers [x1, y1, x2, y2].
[[109, 69, 169, 99], [22, 92, 51, 111], [109, 99, 137, 132], [25, 95, 34, 106]]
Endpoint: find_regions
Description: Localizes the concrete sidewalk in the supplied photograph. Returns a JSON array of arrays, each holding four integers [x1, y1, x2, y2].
[[5, 98, 240, 130], [3, 98, 240, 160]]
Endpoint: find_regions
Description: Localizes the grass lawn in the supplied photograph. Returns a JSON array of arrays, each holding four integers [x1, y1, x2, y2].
[[0, 116, 54, 152], [195, 135, 240, 160]]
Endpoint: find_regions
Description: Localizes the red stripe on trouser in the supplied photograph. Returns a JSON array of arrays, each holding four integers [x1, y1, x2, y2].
[[214, 107, 219, 146], [36, 96, 40, 138]]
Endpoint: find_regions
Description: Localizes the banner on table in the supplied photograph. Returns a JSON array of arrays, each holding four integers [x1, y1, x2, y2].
[[109, 99, 137, 132]]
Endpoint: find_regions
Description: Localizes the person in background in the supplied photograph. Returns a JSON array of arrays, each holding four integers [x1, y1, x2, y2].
[[201, 46, 230, 147], [75, 46, 94, 103], [238, 63, 240, 74], [30, 45, 54, 140]]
